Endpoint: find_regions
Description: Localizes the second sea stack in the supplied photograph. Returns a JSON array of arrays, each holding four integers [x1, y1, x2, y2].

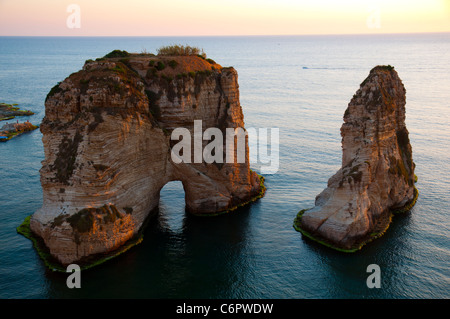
[[294, 65, 418, 252]]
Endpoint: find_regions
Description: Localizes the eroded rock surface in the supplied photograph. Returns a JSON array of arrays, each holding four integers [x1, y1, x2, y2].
[[30, 53, 263, 265], [295, 66, 417, 251]]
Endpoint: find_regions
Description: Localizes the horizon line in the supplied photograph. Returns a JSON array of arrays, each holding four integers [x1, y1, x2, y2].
[[1, 31, 449, 38]]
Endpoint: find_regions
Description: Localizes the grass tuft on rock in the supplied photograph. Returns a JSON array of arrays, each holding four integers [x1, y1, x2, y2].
[[103, 49, 130, 58], [157, 45, 205, 57]]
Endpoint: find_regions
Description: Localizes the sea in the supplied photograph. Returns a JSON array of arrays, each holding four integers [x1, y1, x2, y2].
[[0, 34, 449, 299]]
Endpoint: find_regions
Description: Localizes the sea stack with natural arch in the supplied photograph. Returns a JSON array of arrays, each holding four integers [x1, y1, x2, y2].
[[294, 65, 418, 252], [25, 49, 265, 267]]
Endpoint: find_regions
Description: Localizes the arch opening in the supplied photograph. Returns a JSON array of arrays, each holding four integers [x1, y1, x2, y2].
[[158, 180, 186, 232]]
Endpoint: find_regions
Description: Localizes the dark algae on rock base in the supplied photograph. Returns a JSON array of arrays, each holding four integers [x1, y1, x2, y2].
[[294, 65, 418, 252]]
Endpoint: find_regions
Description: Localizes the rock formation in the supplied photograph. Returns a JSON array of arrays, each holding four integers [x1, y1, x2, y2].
[[28, 51, 264, 266], [0, 121, 38, 142], [294, 65, 418, 252], [0, 102, 34, 121], [0, 103, 38, 141]]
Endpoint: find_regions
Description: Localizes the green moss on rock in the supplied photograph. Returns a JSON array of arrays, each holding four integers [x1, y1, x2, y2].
[[294, 185, 419, 253], [190, 173, 266, 217], [45, 82, 64, 102], [16, 215, 66, 272], [103, 49, 130, 59], [16, 211, 149, 272]]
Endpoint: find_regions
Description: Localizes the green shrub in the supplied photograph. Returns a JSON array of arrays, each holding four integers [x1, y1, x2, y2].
[[112, 63, 127, 74], [103, 50, 130, 58], [157, 45, 205, 57], [168, 60, 178, 69], [46, 82, 63, 102], [176, 73, 189, 79], [156, 61, 166, 71]]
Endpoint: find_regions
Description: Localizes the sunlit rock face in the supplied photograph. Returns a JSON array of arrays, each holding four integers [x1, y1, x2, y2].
[[30, 54, 263, 265], [296, 66, 417, 251]]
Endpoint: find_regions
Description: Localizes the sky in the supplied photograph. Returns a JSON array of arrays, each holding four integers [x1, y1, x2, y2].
[[0, 0, 449, 36]]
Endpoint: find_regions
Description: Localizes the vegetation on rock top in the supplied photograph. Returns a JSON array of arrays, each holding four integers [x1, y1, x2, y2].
[[103, 49, 130, 58], [157, 45, 206, 57]]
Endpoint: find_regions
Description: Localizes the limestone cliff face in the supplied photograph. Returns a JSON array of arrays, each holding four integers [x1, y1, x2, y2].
[[295, 66, 417, 251], [30, 53, 263, 265]]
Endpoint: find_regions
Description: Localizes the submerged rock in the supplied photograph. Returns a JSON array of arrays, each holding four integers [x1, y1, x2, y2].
[[28, 51, 264, 266], [294, 65, 418, 252], [0, 120, 38, 142], [0, 102, 34, 121], [0, 103, 38, 141]]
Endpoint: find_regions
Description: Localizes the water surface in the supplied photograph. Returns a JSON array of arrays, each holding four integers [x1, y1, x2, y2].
[[0, 34, 449, 299]]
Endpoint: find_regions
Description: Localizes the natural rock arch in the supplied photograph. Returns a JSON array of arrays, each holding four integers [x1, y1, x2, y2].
[[28, 53, 265, 266]]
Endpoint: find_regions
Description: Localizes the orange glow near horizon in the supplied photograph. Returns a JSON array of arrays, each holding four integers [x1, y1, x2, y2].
[[0, 0, 449, 36]]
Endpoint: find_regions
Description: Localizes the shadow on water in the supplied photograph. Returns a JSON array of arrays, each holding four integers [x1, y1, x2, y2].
[[46, 181, 256, 298], [296, 210, 415, 299]]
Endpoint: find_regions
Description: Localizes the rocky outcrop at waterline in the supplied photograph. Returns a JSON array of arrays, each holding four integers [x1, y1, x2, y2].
[[24, 50, 265, 267], [294, 65, 418, 252], [0, 102, 34, 121], [0, 103, 38, 142]]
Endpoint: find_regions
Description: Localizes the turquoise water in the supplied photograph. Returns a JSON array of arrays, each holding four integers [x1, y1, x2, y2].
[[0, 34, 449, 299]]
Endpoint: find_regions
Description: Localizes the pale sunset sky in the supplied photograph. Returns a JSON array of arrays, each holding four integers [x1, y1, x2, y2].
[[0, 0, 449, 36]]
